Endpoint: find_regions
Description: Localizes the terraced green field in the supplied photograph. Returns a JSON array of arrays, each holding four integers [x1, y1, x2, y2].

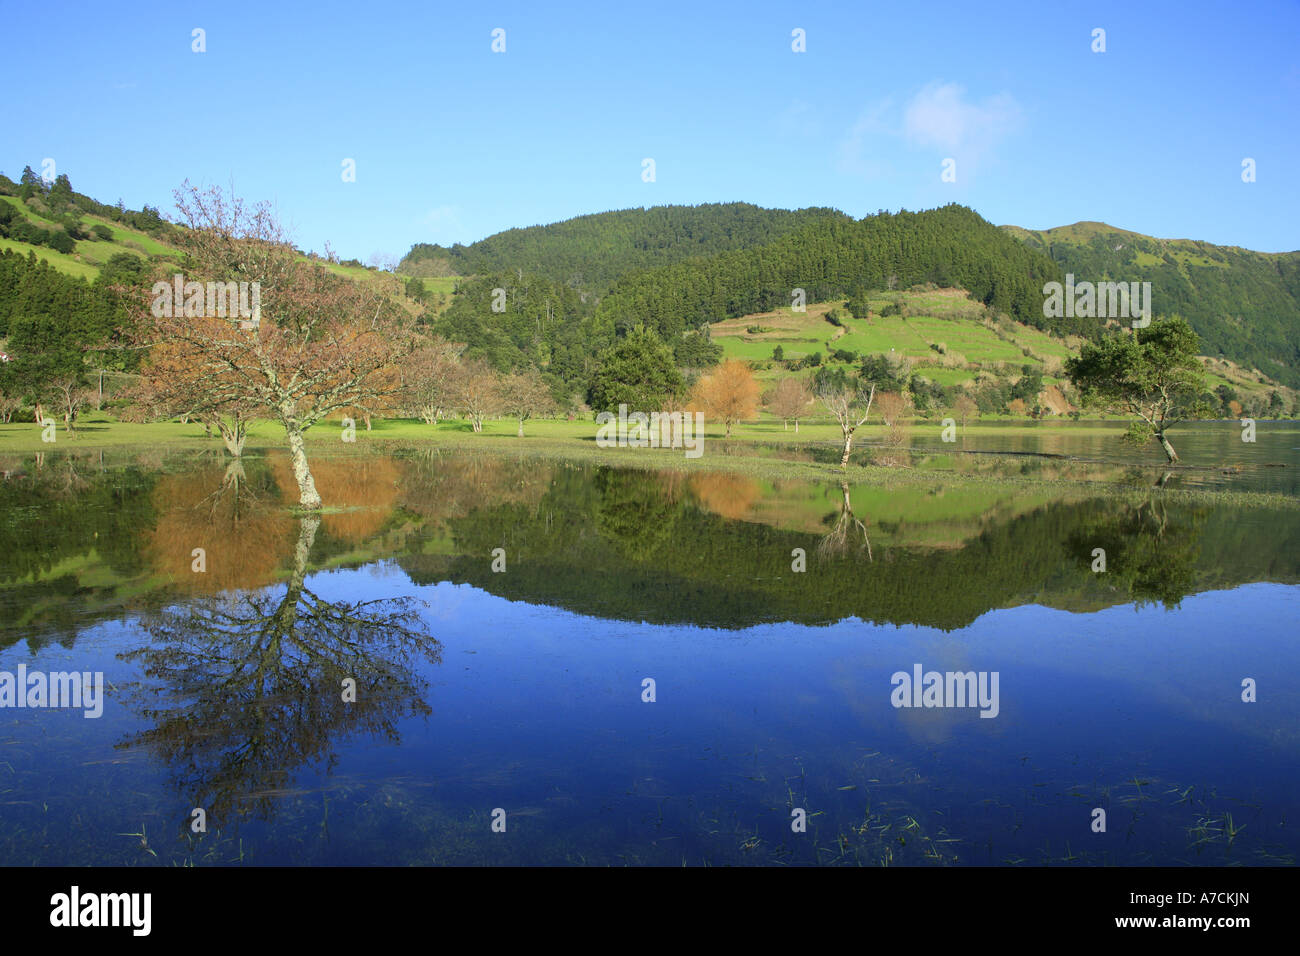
[[711, 289, 1080, 386], [0, 237, 100, 279]]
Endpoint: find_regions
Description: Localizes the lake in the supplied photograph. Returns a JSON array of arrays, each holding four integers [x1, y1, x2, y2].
[[1, 425, 1297, 865]]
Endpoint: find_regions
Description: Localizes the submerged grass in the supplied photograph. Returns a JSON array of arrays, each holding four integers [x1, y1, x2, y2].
[[2, 415, 1293, 507]]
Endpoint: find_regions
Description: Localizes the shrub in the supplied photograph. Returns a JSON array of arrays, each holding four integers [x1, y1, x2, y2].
[[845, 294, 871, 320], [48, 229, 77, 253]]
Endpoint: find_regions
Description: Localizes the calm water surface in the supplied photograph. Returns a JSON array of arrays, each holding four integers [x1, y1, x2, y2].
[[0, 428, 1296, 865]]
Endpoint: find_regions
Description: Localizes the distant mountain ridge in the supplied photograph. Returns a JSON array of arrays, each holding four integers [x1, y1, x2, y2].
[[427, 204, 1072, 390], [1001, 220, 1300, 388], [399, 202, 852, 291], [404, 205, 1299, 389], [1, 167, 1295, 394]]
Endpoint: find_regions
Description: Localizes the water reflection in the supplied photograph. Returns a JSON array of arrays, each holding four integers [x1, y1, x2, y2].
[[818, 482, 872, 561], [1066, 496, 1204, 609], [119, 512, 441, 828], [1, 447, 1297, 639], [0, 445, 1296, 866]]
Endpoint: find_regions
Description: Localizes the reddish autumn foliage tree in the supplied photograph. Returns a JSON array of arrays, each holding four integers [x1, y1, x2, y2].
[[133, 183, 420, 508], [765, 375, 814, 432], [691, 359, 760, 437]]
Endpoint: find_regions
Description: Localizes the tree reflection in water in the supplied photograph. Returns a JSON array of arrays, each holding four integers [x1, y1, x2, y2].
[[118, 511, 441, 827], [818, 482, 873, 562], [1067, 494, 1204, 609]]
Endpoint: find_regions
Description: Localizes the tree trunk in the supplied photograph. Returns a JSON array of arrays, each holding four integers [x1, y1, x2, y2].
[[840, 430, 853, 468], [223, 459, 247, 494], [794, 419, 799, 434], [1157, 431, 1178, 463], [283, 418, 322, 509], [220, 419, 246, 457], [517, 417, 524, 437]]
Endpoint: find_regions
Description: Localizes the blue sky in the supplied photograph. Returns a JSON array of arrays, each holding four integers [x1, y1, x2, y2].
[[4, 0, 1297, 259]]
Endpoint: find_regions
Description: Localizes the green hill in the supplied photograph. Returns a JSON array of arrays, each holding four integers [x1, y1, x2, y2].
[[3, 166, 1296, 408], [425, 204, 1297, 411], [399, 202, 852, 290], [591, 204, 1069, 342], [710, 287, 1290, 418], [1002, 220, 1300, 389], [0, 167, 403, 288]]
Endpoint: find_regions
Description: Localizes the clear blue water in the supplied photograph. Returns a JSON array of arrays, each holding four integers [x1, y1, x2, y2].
[[0, 446, 1296, 865]]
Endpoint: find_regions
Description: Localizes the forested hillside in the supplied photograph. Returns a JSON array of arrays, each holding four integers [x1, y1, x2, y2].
[[426, 205, 1076, 394], [1005, 221, 1300, 388], [435, 271, 597, 386], [0, 166, 417, 414], [0, 247, 139, 406], [400, 202, 851, 289], [4, 164, 1297, 417], [591, 205, 1070, 342]]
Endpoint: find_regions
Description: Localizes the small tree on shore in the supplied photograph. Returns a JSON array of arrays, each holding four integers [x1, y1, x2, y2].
[[455, 358, 501, 432], [401, 339, 463, 425], [0, 390, 21, 424], [47, 375, 95, 434], [819, 381, 876, 468], [132, 341, 260, 456], [498, 369, 555, 437], [1065, 316, 1206, 463], [875, 390, 912, 445], [766, 375, 813, 432], [954, 394, 978, 430], [691, 359, 760, 438]]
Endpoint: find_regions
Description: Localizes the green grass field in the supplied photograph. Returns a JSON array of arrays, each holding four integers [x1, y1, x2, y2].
[[0, 411, 1133, 456], [706, 287, 1288, 412], [0, 237, 101, 279], [1, 195, 182, 278], [711, 290, 1077, 384]]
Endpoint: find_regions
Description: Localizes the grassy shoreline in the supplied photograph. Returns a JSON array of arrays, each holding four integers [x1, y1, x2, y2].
[[0, 413, 1252, 451], [2, 415, 1295, 508]]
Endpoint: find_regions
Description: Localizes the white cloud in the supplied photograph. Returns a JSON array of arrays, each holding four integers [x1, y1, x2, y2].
[[902, 81, 1023, 167], [838, 81, 1024, 182]]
